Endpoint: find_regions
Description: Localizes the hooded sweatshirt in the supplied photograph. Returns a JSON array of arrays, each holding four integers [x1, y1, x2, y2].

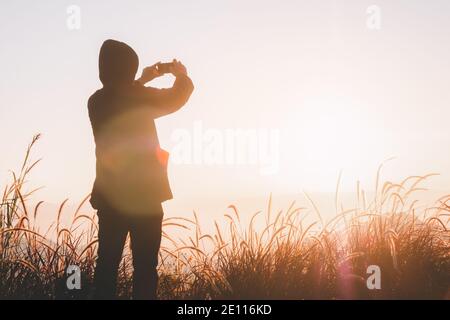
[[88, 39, 194, 214]]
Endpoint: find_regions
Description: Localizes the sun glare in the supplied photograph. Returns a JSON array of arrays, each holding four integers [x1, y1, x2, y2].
[[282, 95, 378, 190]]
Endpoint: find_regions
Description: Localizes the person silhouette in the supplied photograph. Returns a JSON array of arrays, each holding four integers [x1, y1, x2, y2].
[[88, 39, 194, 299]]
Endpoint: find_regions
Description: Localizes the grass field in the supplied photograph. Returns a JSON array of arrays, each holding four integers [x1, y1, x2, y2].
[[1, 135, 449, 299]]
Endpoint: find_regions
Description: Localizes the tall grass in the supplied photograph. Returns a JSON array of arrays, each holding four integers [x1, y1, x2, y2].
[[0, 135, 449, 299]]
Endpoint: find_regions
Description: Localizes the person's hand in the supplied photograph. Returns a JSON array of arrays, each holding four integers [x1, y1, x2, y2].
[[137, 62, 162, 84], [170, 59, 187, 77]]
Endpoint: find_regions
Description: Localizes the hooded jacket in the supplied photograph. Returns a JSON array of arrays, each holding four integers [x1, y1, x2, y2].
[[88, 39, 194, 214]]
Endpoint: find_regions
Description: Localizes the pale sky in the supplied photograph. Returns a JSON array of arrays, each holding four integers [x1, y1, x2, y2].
[[1, 0, 450, 222]]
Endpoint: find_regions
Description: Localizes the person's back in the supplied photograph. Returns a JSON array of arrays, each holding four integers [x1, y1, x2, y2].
[[88, 39, 193, 299]]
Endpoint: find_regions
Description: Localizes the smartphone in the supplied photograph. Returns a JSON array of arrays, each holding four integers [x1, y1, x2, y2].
[[157, 62, 173, 74]]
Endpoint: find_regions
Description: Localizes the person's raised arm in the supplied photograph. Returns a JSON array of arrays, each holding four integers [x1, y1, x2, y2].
[[135, 59, 194, 118]]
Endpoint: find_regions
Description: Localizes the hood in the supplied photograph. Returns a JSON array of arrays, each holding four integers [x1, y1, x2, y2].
[[99, 39, 139, 87]]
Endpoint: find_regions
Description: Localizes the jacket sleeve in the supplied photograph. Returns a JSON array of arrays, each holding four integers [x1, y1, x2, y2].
[[137, 74, 194, 118]]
